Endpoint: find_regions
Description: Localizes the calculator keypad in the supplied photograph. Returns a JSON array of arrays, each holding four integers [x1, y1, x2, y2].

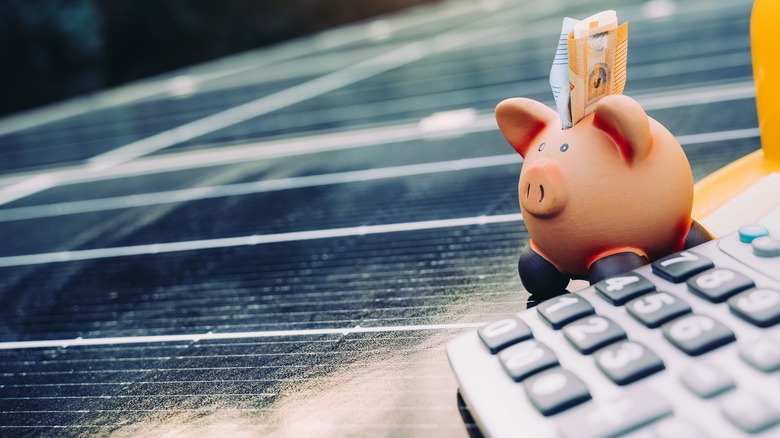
[[448, 219, 780, 437]]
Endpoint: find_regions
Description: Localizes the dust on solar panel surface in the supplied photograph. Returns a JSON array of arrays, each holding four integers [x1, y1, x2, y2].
[[0, 0, 759, 435]]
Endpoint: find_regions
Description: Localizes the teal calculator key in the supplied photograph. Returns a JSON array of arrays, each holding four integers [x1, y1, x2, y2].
[[738, 224, 770, 243]]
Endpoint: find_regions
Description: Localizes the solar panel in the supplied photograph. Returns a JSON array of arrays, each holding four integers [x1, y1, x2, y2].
[[0, 0, 759, 434]]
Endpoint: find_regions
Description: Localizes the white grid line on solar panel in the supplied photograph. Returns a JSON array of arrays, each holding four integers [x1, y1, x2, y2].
[[3, 303, 517, 333], [0, 373, 455, 387], [2, 289, 516, 323], [0, 214, 523, 267], [0, 363, 447, 378], [0, 79, 755, 207], [0, 322, 488, 350]]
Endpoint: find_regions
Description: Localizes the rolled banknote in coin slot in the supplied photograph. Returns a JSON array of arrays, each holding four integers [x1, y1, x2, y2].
[[549, 17, 579, 128], [567, 10, 628, 126]]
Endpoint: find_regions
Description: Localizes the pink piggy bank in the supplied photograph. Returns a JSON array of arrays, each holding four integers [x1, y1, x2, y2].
[[496, 95, 712, 302]]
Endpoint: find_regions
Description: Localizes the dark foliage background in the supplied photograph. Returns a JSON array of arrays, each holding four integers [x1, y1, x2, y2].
[[0, 0, 436, 117]]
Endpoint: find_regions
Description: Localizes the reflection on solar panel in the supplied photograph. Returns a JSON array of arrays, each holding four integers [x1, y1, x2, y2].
[[0, 0, 758, 435]]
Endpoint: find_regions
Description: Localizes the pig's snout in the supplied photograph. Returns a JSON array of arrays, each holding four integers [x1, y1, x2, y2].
[[518, 158, 566, 218]]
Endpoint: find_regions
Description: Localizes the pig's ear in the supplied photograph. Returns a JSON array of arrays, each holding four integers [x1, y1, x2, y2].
[[495, 98, 558, 157], [593, 95, 652, 164]]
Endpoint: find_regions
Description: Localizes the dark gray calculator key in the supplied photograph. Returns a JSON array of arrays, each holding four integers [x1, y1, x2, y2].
[[537, 294, 595, 329], [478, 315, 533, 353], [594, 340, 665, 385], [662, 314, 735, 356], [728, 288, 780, 328], [739, 337, 780, 373], [720, 391, 780, 434], [651, 251, 714, 283], [680, 362, 735, 398], [498, 340, 558, 381], [523, 367, 590, 417], [595, 273, 656, 305], [686, 268, 754, 303], [562, 316, 627, 354], [557, 388, 672, 438], [626, 291, 692, 328]]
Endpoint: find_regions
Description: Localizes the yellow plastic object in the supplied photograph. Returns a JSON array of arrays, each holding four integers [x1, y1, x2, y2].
[[692, 0, 780, 224]]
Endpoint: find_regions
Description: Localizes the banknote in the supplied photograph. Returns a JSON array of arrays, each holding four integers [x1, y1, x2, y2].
[[567, 10, 628, 126], [549, 17, 579, 129]]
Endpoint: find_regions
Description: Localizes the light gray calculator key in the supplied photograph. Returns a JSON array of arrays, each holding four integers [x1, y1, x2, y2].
[[720, 391, 780, 434], [739, 337, 780, 372], [523, 367, 591, 416], [557, 388, 672, 438], [680, 362, 735, 398], [498, 340, 558, 381], [649, 417, 707, 438]]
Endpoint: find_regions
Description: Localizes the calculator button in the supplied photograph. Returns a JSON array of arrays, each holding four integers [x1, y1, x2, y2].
[[649, 417, 706, 438], [753, 235, 780, 258], [728, 288, 780, 328], [651, 251, 714, 283], [523, 367, 591, 416], [662, 314, 735, 356], [626, 291, 692, 328], [478, 315, 533, 353], [738, 224, 770, 243], [739, 337, 780, 373], [679, 363, 735, 398], [720, 391, 780, 434], [562, 316, 627, 354], [594, 341, 665, 385], [498, 340, 558, 381], [557, 388, 672, 438], [537, 294, 595, 329], [686, 268, 755, 303], [595, 273, 656, 305]]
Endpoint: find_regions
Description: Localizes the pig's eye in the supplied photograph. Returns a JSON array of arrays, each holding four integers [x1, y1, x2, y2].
[[560, 143, 569, 152], [538, 143, 545, 151]]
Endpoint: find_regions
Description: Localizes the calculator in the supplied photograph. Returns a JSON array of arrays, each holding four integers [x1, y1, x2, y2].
[[447, 206, 780, 437]]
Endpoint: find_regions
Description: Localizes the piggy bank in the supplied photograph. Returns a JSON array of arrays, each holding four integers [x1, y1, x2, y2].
[[496, 94, 712, 301]]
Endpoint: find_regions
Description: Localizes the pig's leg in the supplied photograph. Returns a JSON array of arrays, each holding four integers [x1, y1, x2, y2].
[[518, 244, 569, 304], [683, 220, 715, 249], [588, 252, 648, 284]]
